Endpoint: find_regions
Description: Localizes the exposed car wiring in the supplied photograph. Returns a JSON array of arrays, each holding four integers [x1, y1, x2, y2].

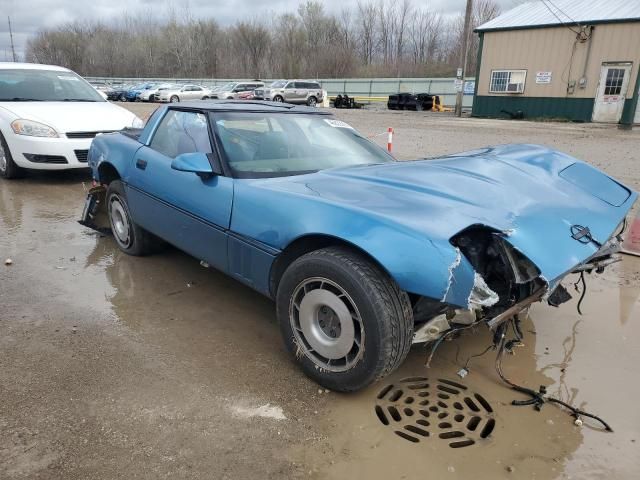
[[572, 270, 587, 315], [494, 317, 613, 432]]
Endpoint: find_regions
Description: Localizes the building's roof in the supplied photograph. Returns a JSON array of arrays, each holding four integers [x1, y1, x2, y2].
[[477, 0, 640, 32]]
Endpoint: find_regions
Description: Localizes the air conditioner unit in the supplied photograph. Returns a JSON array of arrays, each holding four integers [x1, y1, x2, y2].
[[507, 82, 524, 93]]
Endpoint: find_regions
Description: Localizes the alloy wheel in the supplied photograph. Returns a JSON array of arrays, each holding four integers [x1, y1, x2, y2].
[[108, 194, 132, 248], [289, 277, 365, 372]]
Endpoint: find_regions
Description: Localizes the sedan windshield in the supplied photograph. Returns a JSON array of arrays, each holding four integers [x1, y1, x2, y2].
[[212, 112, 392, 178], [0, 69, 105, 102]]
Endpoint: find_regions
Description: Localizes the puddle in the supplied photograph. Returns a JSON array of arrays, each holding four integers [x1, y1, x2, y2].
[[2, 173, 639, 479], [307, 262, 640, 479]]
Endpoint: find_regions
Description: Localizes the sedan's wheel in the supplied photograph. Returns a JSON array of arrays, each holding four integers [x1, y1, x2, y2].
[[170, 95, 179, 103], [119, 93, 126, 102], [0, 131, 25, 179], [277, 246, 413, 392], [106, 180, 157, 256], [307, 96, 317, 107], [273, 95, 284, 103]]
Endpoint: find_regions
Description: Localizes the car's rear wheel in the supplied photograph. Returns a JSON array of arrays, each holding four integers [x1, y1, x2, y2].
[[106, 180, 157, 256], [0, 131, 25, 179], [276, 246, 413, 392], [273, 95, 284, 102], [307, 96, 317, 107], [170, 95, 180, 103]]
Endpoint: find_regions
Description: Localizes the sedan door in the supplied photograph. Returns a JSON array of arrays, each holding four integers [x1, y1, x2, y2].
[[125, 109, 233, 272]]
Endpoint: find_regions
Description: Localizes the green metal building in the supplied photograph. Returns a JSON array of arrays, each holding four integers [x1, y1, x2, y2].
[[473, 0, 640, 125]]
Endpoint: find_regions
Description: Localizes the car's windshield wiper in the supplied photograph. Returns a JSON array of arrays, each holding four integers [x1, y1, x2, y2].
[[0, 97, 44, 101]]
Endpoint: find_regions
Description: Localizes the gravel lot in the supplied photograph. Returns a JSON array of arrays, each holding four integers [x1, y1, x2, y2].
[[1, 103, 639, 479]]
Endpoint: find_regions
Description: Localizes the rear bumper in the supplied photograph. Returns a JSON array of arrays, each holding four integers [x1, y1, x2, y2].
[[5, 133, 93, 170]]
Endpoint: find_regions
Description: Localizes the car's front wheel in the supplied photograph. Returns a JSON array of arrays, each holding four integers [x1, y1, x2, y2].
[[170, 95, 180, 103], [0, 131, 25, 179], [273, 95, 284, 102], [307, 96, 317, 107], [106, 180, 157, 256], [276, 246, 413, 392]]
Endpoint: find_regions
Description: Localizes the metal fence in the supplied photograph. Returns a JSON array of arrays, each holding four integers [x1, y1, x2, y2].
[[85, 76, 475, 107]]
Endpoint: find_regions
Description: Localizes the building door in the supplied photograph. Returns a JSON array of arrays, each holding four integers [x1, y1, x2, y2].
[[592, 63, 632, 123]]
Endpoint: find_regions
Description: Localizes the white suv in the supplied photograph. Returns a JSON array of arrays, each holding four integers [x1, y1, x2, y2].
[[254, 80, 324, 106]]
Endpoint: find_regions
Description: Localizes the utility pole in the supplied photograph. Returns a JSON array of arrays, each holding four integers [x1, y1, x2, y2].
[[8, 16, 18, 62], [455, 0, 473, 117]]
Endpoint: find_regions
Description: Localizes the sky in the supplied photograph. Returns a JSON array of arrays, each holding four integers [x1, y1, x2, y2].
[[0, 0, 521, 61]]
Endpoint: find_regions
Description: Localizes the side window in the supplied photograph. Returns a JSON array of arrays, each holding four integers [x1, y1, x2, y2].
[[192, 86, 202, 92], [285, 82, 294, 89], [149, 110, 212, 159]]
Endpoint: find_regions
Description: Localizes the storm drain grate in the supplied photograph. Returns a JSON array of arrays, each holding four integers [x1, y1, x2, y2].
[[374, 377, 496, 447]]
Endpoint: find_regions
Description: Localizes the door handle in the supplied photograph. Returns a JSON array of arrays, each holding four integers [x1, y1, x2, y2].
[[136, 158, 147, 170]]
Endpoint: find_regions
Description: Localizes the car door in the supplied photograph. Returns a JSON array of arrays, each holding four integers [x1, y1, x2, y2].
[[125, 108, 234, 272], [283, 82, 299, 103], [189, 86, 204, 100]]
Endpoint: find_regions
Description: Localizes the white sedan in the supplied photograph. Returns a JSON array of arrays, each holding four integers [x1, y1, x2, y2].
[[156, 84, 213, 103], [0, 62, 144, 178]]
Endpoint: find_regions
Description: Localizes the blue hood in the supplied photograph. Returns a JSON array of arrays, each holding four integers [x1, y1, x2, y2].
[[233, 144, 636, 304]]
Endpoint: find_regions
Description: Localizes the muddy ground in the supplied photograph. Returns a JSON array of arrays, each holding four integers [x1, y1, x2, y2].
[[1, 103, 639, 479]]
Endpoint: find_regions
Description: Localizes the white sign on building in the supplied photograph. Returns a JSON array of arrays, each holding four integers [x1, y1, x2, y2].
[[536, 71, 552, 84]]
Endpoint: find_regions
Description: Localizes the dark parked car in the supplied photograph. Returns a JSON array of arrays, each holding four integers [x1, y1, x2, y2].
[[106, 84, 133, 102]]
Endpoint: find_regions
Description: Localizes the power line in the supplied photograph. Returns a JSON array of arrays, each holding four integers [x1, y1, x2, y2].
[[538, 0, 581, 35]]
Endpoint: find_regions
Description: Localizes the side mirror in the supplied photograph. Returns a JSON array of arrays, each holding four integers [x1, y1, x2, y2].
[[171, 152, 216, 178]]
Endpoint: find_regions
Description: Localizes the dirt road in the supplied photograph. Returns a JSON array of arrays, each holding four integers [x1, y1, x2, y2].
[[1, 104, 639, 479]]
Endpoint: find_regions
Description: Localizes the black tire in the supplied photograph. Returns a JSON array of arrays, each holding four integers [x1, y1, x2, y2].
[[106, 180, 157, 256], [119, 93, 127, 102], [306, 96, 317, 107], [201, 96, 209, 100], [170, 95, 180, 103], [276, 246, 413, 392], [0, 131, 26, 179], [273, 95, 284, 103]]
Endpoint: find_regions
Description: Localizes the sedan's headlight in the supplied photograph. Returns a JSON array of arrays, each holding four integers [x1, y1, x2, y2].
[[131, 116, 145, 128], [11, 119, 58, 138]]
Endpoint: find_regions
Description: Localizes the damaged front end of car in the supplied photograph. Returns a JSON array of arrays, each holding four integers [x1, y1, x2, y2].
[[412, 221, 627, 344]]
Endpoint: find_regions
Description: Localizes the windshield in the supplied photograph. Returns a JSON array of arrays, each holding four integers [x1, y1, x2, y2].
[[270, 81, 287, 88], [219, 83, 236, 91], [212, 113, 392, 178], [0, 68, 105, 102]]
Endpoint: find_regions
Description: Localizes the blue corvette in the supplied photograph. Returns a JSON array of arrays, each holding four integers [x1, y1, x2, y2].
[[80, 101, 637, 391]]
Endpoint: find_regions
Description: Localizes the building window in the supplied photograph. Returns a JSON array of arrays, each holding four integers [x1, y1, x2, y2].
[[489, 70, 526, 93], [604, 68, 625, 95]]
